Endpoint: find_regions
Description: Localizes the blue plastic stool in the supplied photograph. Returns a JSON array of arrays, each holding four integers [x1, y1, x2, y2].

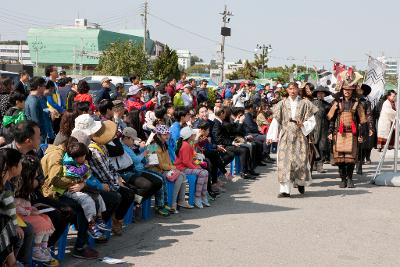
[[166, 174, 197, 206], [55, 225, 69, 261], [230, 155, 241, 175], [141, 198, 152, 220], [123, 202, 135, 225]]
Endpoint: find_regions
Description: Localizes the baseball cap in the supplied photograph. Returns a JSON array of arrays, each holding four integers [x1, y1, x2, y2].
[[122, 127, 141, 141], [101, 77, 112, 84]]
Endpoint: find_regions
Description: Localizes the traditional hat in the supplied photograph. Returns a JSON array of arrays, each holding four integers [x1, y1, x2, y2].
[[360, 84, 372, 96], [313, 85, 332, 97], [336, 70, 363, 91], [91, 120, 117, 145]]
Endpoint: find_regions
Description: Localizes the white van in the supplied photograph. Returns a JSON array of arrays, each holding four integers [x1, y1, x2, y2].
[[82, 75, 129, 85]]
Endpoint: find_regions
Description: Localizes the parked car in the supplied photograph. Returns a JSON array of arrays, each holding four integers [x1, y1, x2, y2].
[[82, 75, 129, 86], [87, 80, 117, 103], [0, 70, 19, 85]]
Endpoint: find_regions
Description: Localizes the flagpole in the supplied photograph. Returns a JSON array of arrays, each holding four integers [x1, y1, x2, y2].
[[394, 68, 400, 172]]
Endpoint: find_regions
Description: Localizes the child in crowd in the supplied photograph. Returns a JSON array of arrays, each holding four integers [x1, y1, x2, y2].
[[148, 125, 193, 213], [61, 140, 109, 240], [1, 92, 26, 143], [175, 126, 210, 209], [15, 155, 58, 264], [0, 148, 22, 267]]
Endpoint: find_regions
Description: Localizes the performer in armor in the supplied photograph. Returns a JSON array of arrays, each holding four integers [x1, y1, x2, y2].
[[327, 71, 367, 188]]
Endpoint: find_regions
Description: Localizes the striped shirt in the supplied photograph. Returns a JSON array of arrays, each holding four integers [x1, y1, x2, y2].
[[0, 190, 17, 226]]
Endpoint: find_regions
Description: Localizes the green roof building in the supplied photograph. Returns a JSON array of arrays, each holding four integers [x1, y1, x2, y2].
[[27, 19, 155, 67]]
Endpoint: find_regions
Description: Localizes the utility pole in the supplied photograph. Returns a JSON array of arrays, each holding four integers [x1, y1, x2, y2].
[[31, 37, 44, 75], [219, 5, 233, 83], [143, 0, 148, 55], [256, 44, 272, 79]]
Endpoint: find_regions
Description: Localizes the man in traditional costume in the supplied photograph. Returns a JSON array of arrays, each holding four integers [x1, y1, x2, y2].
[[355, 84, 374, 174], [311, 86, 332, 173], [377, 90, 397, 151], [267, 82, 317, 197], [327, 71, 367, 188]]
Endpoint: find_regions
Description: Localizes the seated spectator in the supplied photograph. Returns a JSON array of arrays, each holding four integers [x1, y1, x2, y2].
[[119, 127, 166, 216], [143, 105, 156, 133], [126, 85, 156, 113], [53, 111, 76, 146], [192, 105, 214, 130], [86, 118, 135, 236], [175, 127, 210, 208], [168, 107, 190, 162], [73, 101, 90, 116], [212, 108, 258, 179], [15, 155, 59, 265], [148, 125, 193, 213], [0, 148, 23, 267]]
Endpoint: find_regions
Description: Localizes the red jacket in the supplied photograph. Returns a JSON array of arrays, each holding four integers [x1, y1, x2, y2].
[[166, 85, 175, 98], [74, 93, 96, 112], [174, 141, 199, 170], [126, 97, 155, 112]]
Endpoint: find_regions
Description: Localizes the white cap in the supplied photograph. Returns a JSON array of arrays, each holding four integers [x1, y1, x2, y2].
[[277, 84, 283, 88], [72, 114, 102, 136], [127, 85, 141, 96], [180, 126, 194, 140], [296, 81, 302, 88]]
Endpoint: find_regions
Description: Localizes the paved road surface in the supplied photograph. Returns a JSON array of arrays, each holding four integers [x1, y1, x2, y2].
[[65, 151, 400, 267]]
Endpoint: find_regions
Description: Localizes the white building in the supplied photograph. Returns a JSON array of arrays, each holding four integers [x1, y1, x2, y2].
[[176, 49, 191, 71], [0, 44, 32, 65]]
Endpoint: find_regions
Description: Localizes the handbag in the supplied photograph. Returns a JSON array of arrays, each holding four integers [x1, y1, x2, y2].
[[165, 169, 180, 182]]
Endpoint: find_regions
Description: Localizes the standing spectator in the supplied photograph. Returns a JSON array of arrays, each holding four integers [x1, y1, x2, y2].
[[197, 79, 209, 105], [45, 65, 64, 120], [165, 78, 176, 98], [25, 77, 47, 142], [14, 71, 30, 96], [94, 77, 112, 105], [98, 99, 114, 121], [181, 84, 194, 108], [65, 79, 79, 111], [74, 80, 96, 113], [58, 77, 72, 108], [59, 70, 67, 80], [377, 90, 397, 151], [232, 84, 250, 108]]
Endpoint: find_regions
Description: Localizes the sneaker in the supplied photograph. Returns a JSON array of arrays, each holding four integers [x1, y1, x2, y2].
[[72, 247, 99, 260], [96, 217, 111, 232], [88, 222, 107, 240], [194, 198, 203, 209], [155, 207, 170, 217], [177, 201, 194, 209], [32, 247, 52, 262], [164, 204, 172, 213], [202, 197, 211, 207], [41, 247, 52, 259]]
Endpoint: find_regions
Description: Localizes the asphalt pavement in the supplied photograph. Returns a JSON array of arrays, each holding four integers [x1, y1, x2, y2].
[[64, 150, 400, 267]]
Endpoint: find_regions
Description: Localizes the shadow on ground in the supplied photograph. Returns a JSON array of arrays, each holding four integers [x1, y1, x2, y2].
[[63, 164, 295, 266]]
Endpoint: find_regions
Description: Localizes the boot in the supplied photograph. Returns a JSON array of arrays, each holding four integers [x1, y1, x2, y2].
[[112, 216, 123, 236], [339, 178, 347, 188], [347, 178, 355, 188]]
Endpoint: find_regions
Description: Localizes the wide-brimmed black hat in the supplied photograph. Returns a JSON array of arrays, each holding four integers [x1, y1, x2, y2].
[[360, 84, 371, 96], [313, 85, 331, 97]]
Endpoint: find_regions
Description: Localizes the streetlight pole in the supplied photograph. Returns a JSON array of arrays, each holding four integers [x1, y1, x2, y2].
[[31, 37, 44, 75], [219, 5, 232, 83], [256, 44, 272, 79]]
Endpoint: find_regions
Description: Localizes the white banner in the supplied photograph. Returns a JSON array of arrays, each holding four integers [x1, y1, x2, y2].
[[365, 56, 386, 109]]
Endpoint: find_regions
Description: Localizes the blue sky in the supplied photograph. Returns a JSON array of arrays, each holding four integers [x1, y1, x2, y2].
[[0, 0, 398, 69]]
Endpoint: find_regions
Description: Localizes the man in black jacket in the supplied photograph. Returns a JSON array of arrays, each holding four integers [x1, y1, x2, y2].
[[212, 108, 258, 179], [243, 101, 274, 163]]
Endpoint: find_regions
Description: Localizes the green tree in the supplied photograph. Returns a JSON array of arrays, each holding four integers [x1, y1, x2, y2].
[[190, 55, 203, 66], [186, 64, 210, 74], [97, 41, 149, 77], [152, 45, 181, 81], [226, 60, 258, 80]]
